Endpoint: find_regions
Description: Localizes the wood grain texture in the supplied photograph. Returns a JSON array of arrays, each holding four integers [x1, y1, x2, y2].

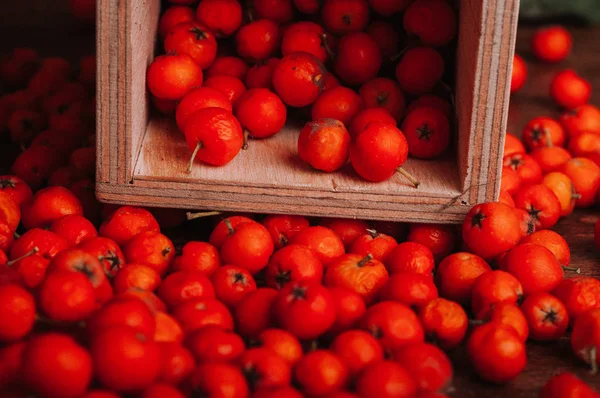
[[96, 0, 519, 223]]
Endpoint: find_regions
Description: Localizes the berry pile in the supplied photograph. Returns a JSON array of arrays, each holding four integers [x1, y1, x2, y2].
[[147, 0, 459, 185], [1, 3, 600, 398]]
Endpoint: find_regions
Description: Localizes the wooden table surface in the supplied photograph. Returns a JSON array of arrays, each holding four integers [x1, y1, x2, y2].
[[0, 8, 599, 395]]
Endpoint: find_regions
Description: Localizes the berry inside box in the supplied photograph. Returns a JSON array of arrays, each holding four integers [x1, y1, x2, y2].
[[97, 0, 519, 223]]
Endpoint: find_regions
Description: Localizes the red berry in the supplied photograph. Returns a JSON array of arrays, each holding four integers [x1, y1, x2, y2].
[[273, 52, 325, 107], [298, 118, 351, 172], [146, 54, 203, 100], [396, 47, 444, 95], [532, 25, 572, 63], [334, 33, 381, 86], [163, 22, 217, 69], [235, 88, 287, 139], [550, 69, 591, 109], [403, 0, 457, 47]]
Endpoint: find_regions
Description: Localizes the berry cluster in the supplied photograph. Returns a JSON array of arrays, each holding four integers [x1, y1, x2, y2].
[[1, 2, 600, 398], [147, 0, 458, 186]]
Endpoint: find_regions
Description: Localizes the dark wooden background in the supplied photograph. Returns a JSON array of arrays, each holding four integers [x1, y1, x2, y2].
[[1, 2, 599, 396]]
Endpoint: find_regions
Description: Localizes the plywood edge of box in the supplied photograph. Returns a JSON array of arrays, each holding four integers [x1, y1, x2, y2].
[[96, 0, 519, 224]]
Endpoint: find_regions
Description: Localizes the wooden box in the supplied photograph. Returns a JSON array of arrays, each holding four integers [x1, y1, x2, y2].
[[96, 0, 519, 223]]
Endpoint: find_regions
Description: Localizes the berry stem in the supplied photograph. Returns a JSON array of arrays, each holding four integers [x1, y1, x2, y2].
[[186, 211, 222, 220], [544, 128, 554, 147], [187, 142, 202, 174], [390, 46, 409, 62], [562, 265, 581, 274], [590, 346, 598, 375], [468, 319, 486, 326], [366, 228, 379, 238], [357, 253, 374, 267], [572, 193, 582, 200], [396, 167, 420, 188], [225, 219, 235, 235], [6, 247, 39, 266], [242, 130, 249, 150], [321, 34, 335, 59]]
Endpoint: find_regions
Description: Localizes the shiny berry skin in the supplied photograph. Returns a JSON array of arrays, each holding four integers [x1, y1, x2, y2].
[[503, 153, 543, 187], [420, 298, 468, 349], [158, 270, 215, 308], [322, 0, 370, 34], [206, 56, 249, 80], [436, 252, 491, 305], [462, 202, 521, 261], [325, 253, 389, 304], [220, 221, 274, 274], [92, 326, 161, 392], [0, 284, 35, 342], [294, 0, 321, 14], [467, 323, 526, 383], [402, 106, 450, 159], [172, 298, 234, 334], [211, 265, 257, 308], [532, 25, 572, 63], [351, 229, 397, 262], [311, 87, 363, 127], [403, 0, 457, 47], [360, 301, 424, 350], [359, 78, 405, 121], [521, 292, 569, 341], [78, 236, 126, 277], [21, 186, 84, 230], [522, 116, 566, 150], [123, 231, 175, 275], [294, 350, 348, 396], [298, 118, 351, 172], [281, 26, 329, 63], [540, 372, 599, 398], [159, 6, 194, 39], [99, 206, 160, 246], [289, 225, 345, 266], [261, 214, 309, 249], [511, 54, 528, 93], [186, 363, 249, 398], [396, 47, 444, 95], [50, 214, 98, 246], [157, 342, 195, 385], [329, 286, 367, 334], [164, 22, 217, 69], [195, 0, 242, 37], [146, 54, 203, 100], [559, 104, 600, 137], [531, 147, 572, 174], [113, 264, 161, 294], [235, 88, 287, 139], [0, 175, 32, 207], [471, 270, 524, 319], [350, 121, 409, 182], [553, 277, 600, 322], [172, 241, 220, 276], [203, 75, 247, 106], [87, 296, 157, 340], [514, 184, 562, 230], [521, 229, 571, 266], [175, 87, 233, 131], [265, 244, 323, 289], [559, 157, 600, 208], [380, 272, 438, 308], [550, 69, 591, 109], [236, 20, 281, 62], [272, 282, 336, 340], [235, 288, 278, 337], [386, 242, 435, 275], [239, 348, 291, 391], [40, 271, 96, 322], [349, 108, 396, 138], [334, 32, 382, 86], [392, 342, 453, 393], [186, 326, 244, 364], [183, 107, 244, 167], [331, 330, 383, 376], [571, 308, 600, 370], [356, 361, 416, 398], [23, 333, 92, 397], [273, 52, 325, 107], [246, 58, 280, 90]]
